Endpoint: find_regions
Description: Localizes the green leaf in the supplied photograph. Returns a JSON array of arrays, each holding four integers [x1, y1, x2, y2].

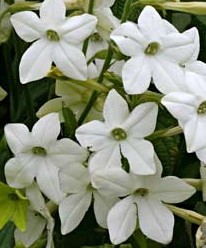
[[0, 222, 15, 248], [0, 183, 29, 232], [62, 105, 78, 139]]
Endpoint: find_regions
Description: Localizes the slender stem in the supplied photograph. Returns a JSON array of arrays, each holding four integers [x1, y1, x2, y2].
[[183, 178, 202, 191], [82, 0, 95, 54], [166, 204, 204, 225], [78, 45, 113, 125], [147, 126, 182, 141], [121, 0, 133, 23]]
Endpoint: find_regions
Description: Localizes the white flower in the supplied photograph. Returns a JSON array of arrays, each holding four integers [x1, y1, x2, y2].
[[76, 89, 158, 175], [10, 0, 97, 83], [58, 163, 118, 234], [161, 72, 206, 163], [4, 113, 88, 204], [110, 5, 199, 94], [92, 156, 196, 245], [15, 183, 55, 248]]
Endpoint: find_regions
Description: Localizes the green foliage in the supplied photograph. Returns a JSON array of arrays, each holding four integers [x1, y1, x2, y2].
[[0, 222, 15, 248]]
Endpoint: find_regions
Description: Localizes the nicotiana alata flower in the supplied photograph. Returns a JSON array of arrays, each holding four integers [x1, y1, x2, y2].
[[59, 163, 118, 234], [76, 89, 158, 175], [92, 156, 196, 245], [4, 113, 88, 204], [110, 5, 199, 94], [10, 0, 97, 83], [161, 72, 206, 163]]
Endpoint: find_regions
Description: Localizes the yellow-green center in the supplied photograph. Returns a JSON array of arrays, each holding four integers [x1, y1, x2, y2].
[[32, 146, 47, 156], [46, 29, 60, 41], [111, 128, 127, 141], [144, 42, 159, 55], [197, 101, 206, 114], [134, 188, 149, 196], [91, 32, 103, 42]]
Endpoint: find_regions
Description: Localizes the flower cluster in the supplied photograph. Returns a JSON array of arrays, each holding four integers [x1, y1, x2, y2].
[[2, 0, 206, 247]]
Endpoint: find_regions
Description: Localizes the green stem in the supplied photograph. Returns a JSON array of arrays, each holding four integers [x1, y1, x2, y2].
[[78, 45, 113, 125], [166, 204, 204, 225], [121, 0, 133, 23], [82, 0, 95, 55], [147, 126, 182, 141], [183, 178, 202, 191]]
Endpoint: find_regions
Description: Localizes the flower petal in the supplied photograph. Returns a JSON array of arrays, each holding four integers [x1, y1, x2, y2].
[[19, 39, 53, 83], [5, 156, 37, 188], [76, 120, 111, 151], [4, 123, 31, 154], [32, 113, 60, 146], [53, 42, 87, 80], [10, 11, 42, 42], [61, 14, 97, 44], [103, 89, 129, 127], [123, 102, 158, 137], [185, 72, 206, 98], [150, 176, 195, 203], [59, 192, 92, 234], [59, 163, 90, 194], [91, 168, 131, 197], [110, 22, 144, 57], [37, 159, 65, 204], [196, 147, 206, 164], [122, 56, 151, 94], [107, 196, 137, 245], [121, 139, 156, 175], [136, 197, 174, 244], [40, 0, 65, 25], [93, 191, 118, 228], [88, 145, 121, 172]]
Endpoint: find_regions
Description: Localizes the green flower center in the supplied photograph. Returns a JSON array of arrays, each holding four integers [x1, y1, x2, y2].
[[46, 29, 60, 41], [134, 188, 149, 197], [111, 128, 127, 141], [91, 32, 103, 42], [32, 146, 47, 156], [8, 193, 19, 201], [144, 42, 159, 55], [197, 101, 206, 114]]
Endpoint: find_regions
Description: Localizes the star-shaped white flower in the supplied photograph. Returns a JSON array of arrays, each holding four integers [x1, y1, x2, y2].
[[4, 113, 89, 204], [92, 156, 196, 245], [10, 0, 97, 83], [76, 89, 158, 175], [161, 72, 206, 163], [110, 5, 199, 94], [58, 163, 118, 234]]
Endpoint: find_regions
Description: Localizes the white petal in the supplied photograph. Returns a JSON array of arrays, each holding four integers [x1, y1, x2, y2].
[[93, 191, 118, 228], [59, 163, 90, 194], [76, 121, 111, 151], [91, 168, 131, 197], [89, 145, 121, 173], [196, 147, 206, 164], [14, 210, 46, 247], [37, 159, 65, 204], [123, 102, 158, 137], [121, 139, 156, 175], [19, 39, 53, 83], [4, 123, 31, 154], [122, 56, 151, 94], [49, 138, 88, 168], [103, 89, 129, 127], [183, 27, 199, 62], [150, 176, 196, 203], [10, 11, 42, 42], [186, 61, 206, 76], [152, 59, 185, 94], [110, 22, 144, 57], [61, 14, 97, 44], [138, 6, 166, 41], [59, 192, 92, 234], [53, 41, 87, 80], [40, 0, 65, 25], [161, 92, 198, 124], [184, 115, 206, 152], [136, 197, 174, 244], [108, 196, 137, 245], [32, 113, 60, 146], [5, 156, 37, 188]]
